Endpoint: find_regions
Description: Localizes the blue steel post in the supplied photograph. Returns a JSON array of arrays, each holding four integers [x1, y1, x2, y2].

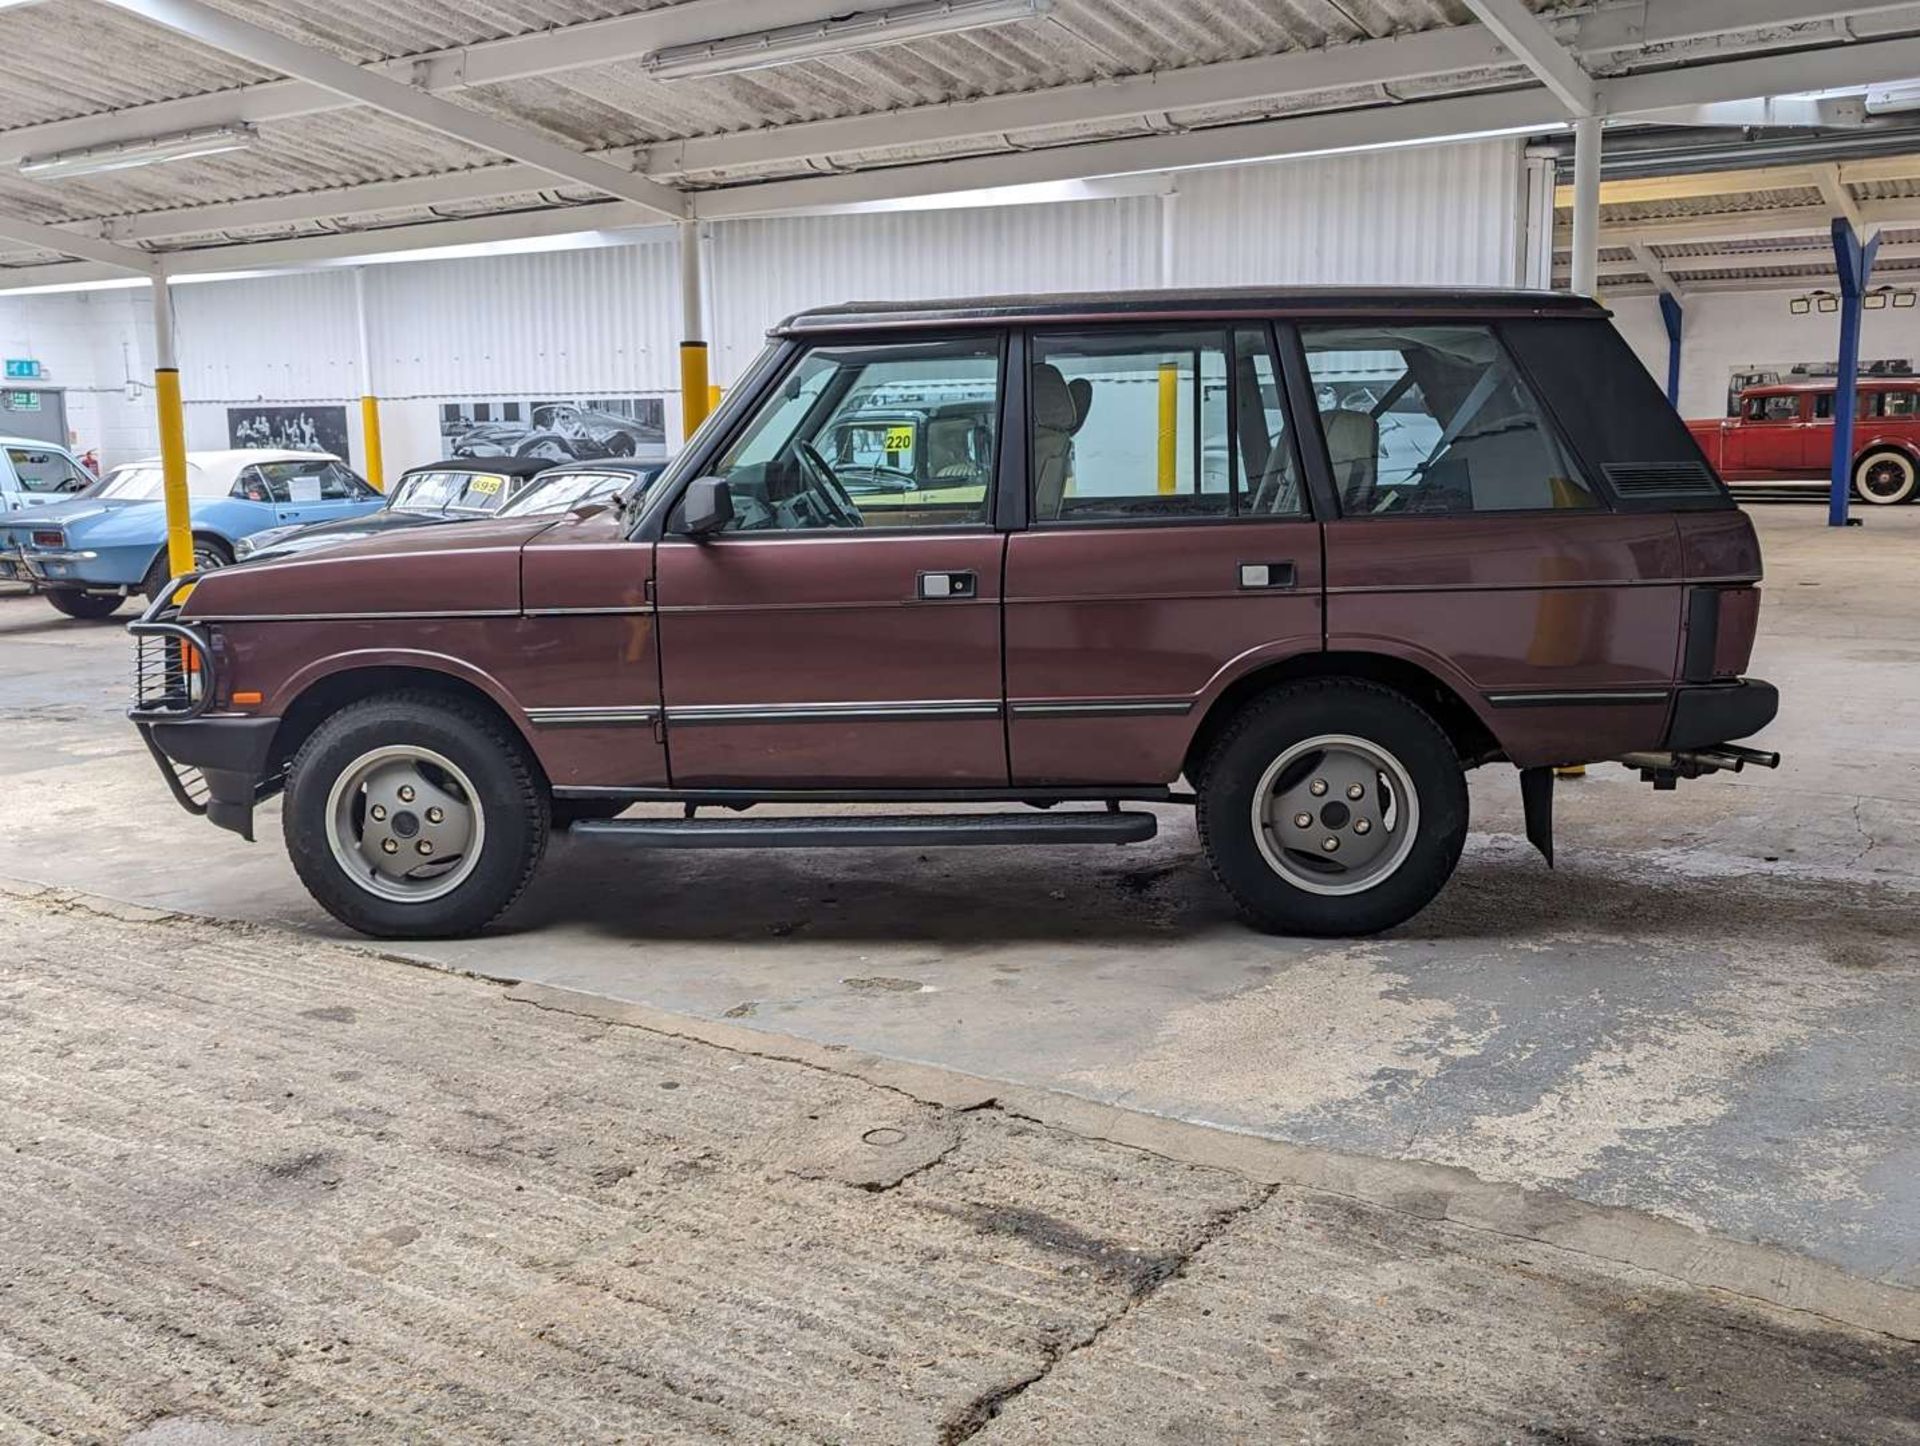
[[1658, 292, 1683, 408], [1829, 217, 1882, 527]]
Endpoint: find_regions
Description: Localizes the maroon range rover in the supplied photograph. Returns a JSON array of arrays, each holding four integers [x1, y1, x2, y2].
[[129, 289, 1778, 940]]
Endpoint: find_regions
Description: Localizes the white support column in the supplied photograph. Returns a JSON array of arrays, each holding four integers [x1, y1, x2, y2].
[[1570, 115, 1604, 296], [1520, 147, 1557, 289], [1159, 187, 1178, 289], [678, 220, 710, 440]]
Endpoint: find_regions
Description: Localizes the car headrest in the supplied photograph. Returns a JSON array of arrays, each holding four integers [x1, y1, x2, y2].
[[1067, 377, 1093, 435], [1032, 363, 1077, 432]]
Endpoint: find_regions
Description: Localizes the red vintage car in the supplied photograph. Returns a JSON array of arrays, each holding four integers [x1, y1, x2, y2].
[[1688, 379, 1920, 505]]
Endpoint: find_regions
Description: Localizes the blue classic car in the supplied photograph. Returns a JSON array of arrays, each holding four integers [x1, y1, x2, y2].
[[0, 449, 381, 618]]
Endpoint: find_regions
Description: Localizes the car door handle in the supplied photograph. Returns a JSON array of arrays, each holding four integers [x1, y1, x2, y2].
[[917, 570, 977, 600], [1238, 561, 1297, 590]]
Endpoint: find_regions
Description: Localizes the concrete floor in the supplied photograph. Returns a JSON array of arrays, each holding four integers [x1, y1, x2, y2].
[[1, 505, 1916, 1292], [8, 883, 1916, 1443]]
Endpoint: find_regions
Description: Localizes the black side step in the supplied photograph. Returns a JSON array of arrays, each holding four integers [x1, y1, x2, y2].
[[568, 810, 1158, 850]]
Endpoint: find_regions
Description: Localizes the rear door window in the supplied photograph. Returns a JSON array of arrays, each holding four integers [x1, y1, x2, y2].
[[1027, 325, 1299, 523], [1300, 323, 1598, 514]]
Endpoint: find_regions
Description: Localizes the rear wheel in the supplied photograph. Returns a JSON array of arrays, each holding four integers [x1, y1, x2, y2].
[[284, 693, 549, 938], [1853, 449, 1918, 505], [44, 589, 124, 619], [1197, 680, 1468, 936]]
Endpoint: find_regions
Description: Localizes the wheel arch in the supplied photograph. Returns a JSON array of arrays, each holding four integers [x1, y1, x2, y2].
[[1852, 436, 1920, 467], [1183, 650, 1502, 782], [266, 659, 545, 786]]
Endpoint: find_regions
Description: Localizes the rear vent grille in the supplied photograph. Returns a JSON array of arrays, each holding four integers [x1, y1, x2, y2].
[[1604, 461, 1720, 497]]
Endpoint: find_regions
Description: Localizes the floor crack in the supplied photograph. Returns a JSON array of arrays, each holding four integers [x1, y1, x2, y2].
[[936, 1182, 1279, 1443]]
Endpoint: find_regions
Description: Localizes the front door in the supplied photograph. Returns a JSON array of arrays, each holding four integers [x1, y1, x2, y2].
[[1003, 324, 1324, 784], [1723, 390, 1804, 479], [655, 333, 1009, 787]]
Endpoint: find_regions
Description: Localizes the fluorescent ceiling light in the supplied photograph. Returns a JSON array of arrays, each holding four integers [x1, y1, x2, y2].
[[647, 0, 1051, 81], [20, 125, 257, 181]]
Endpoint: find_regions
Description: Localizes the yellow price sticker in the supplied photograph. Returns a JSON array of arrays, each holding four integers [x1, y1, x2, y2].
[[883, 426, 915, 452], [468, 474, 505, 495]]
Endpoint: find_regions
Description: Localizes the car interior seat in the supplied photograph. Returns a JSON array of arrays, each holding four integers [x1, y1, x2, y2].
[[1320, 408, 1379, 510], [1031, 363, 1080, 520]]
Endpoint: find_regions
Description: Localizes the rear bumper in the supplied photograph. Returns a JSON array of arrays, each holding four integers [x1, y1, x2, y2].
[[1664, 678, 1778, 750], [137, 714, 280, 840]]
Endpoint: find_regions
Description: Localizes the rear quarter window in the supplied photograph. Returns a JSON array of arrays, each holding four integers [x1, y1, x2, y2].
[[1502, 317, 1731, 509]]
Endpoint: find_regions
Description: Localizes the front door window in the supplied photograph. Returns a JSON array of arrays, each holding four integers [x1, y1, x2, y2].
[[703, 338, 999, 531]]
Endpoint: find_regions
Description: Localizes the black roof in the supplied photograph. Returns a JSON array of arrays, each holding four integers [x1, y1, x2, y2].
[[401, 454, 552, 478], [531, 457, 669, 475], [777, 287, 1606, 335]]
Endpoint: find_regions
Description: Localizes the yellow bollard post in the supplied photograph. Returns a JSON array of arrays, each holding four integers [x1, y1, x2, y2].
[[1156, 362, 1179, 494], [359, 395, 385, 490], [681, 342, 711, 441], [151, 274, 193, 581], [353, 271, 385, 490], [707, 383, 723, 415]]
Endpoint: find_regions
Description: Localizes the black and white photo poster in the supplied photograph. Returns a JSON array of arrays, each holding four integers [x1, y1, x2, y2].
[[228, 405, 352, 461], [437, 397, 667, 463]]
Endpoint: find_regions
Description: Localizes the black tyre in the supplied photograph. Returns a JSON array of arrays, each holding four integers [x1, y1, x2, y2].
[[142, 537, 233, 600], [1196, 679, 1468, 937], [1853, 449, 1918, 506], [44, 589, 124, 619], [283, 692, 550, 938]]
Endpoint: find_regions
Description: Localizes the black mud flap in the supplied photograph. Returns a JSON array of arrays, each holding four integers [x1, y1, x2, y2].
[[1519, 766, 1553, 868]]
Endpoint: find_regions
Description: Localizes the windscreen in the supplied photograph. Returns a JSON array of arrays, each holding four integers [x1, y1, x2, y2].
[[94, 463, 219, 500], [496, 471, 633, 517], [390, 469, 515, 514]]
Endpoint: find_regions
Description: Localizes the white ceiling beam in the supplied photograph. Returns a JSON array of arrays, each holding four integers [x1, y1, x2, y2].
[[690, 89, 1569, 220], [1460, 0, 1595, 115], [1555, 195, 1920, 247], [1628, 242, 1683, 297], [1817, 163, 1869, 233], [0, 0, 862, 168], [89, 0, 688, 221], [0, 211, 155, 273], [1584, 239, 1920, 277], [646, 26, 1512, 176], [1605, 33, 1920, 116], [1573, 0, 1920, 50]]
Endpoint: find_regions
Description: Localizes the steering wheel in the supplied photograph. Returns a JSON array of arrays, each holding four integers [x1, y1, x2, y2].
[[795, 441, 863, 527]]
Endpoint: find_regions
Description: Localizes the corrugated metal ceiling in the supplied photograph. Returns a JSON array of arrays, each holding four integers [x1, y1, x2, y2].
[[0, 0, 1918, 296]]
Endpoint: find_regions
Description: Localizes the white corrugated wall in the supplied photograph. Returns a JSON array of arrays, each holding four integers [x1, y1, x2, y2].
[[707, 197, 1165, 378], [22, 139, 1531, 470], [1169, 139, 1524, 288]]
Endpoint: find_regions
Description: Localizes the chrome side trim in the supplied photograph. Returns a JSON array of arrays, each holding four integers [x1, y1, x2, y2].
[[1009, 698, 1194, 719], [1484, 689, 1670, 708], [667, 699, 1003, 726], [524, 605, 655, 617], [526, 705, 659, 728], [185, 609, 521, 623]]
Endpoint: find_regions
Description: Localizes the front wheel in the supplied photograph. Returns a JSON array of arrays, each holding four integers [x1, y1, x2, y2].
[[1854, 449, 1918, 506], [284, 694, 549, 938], [142, 538, 233, 600], [44, 589, 124, 619], [1197, 680, 1468, 937]]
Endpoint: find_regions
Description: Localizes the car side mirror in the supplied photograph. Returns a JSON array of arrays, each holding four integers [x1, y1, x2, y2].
[[681, 476, 734, 537]]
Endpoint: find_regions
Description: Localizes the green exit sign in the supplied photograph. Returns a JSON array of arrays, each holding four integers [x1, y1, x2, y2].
[[4, 359, 40, 380], [6, 391, 40, 411]]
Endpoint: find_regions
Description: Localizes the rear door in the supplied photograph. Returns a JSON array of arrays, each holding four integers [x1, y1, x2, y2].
[[654, 332, 1008, 787], [1002, 323, 1323, 785]]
